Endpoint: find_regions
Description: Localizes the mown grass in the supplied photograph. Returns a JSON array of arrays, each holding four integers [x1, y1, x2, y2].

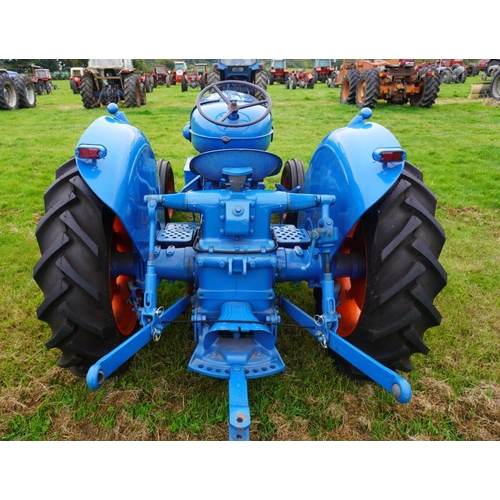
[[0, 76, 499, 441]]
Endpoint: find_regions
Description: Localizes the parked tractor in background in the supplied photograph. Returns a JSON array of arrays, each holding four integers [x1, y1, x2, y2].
[[152, 65, 171, 87], [434, 60, 467, 84], [286, 68, 315, 89], [171, 61, 188, 86], [0, 68, 37, 110], [140, 73, 154, 93], [69, 67, 85, 94], [478, 59, 500, 80], [79, 59, 146, 109], [181, 63, 207, 91], [335, 59, 440, 109], [312, 59, 337, 84], [33, 79, 447, 440], [207, 59, 268, 98], [268, 59, 289, 85], [30, 65, 53, 95]]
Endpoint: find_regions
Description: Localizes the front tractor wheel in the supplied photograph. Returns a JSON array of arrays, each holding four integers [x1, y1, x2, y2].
[[280, 159, 305, 226], [33, 159, 139, 377], [317, 161, 447, 376]]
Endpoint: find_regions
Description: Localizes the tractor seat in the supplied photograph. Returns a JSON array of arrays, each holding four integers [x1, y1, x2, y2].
[[190, 149, 282, 183]]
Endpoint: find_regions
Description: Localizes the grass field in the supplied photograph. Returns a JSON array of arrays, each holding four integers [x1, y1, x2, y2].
[[0, 75, 499, 443]]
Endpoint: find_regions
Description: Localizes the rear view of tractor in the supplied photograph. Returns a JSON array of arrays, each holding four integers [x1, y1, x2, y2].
[[0, 68, 37, 110], [152, 65, 171, 87], [312, 59, 336, 84], [286, 68, 315, 89], [208, 59, 268, 98], [336, 59, 440, 108], [268, 59, 289, 85], [181, 63, 207, 91], [79, 59, 146, 109], [69, 67, 84, 94], [33, 78, 447, 440]]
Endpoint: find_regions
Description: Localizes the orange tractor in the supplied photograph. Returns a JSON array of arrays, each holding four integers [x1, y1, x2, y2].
[[334, 59, 440, 108], [286, 68, 315, 89]]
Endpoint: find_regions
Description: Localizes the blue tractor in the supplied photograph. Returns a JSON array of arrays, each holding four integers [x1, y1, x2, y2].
[[33, 81, 447, 440], [207, 59, 268, 99]]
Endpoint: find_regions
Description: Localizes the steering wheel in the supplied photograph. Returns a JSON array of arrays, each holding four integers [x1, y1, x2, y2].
[[195, 80, 272, 128]]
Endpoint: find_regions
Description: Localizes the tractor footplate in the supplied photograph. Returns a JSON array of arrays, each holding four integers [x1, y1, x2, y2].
[[157, 223, 197, 248], [271, 224, 310, 248]]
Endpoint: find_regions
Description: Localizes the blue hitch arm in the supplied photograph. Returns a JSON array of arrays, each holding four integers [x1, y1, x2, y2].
[[279, 297, 412, 403], [86, 295, 190, 390]]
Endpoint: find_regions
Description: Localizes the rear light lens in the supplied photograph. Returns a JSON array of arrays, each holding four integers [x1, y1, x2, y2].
[[372, 148, 406, 165], [75, 145, 107, 160]]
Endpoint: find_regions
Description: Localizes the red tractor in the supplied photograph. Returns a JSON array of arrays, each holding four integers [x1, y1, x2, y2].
[[171, 60, 187, 86], [69, 67, 84, 94], [268, 59, 289, 85], [29, 65, 53, 95], [152, 65, 171, 87], [181, 63, 207, 91], [286, 68, 315, 89], [312, 59, 337, 84]]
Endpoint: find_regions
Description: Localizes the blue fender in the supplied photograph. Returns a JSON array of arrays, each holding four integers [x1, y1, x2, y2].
[[300, 109, 406, 250], [74, 105, 159, 261]]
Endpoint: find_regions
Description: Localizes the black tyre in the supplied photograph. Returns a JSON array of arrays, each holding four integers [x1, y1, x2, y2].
[[356, 68, 380, 109], [490, 69, 500, 100], [280, 159, 305, 226], [307, 78, 315, 89], [181, 75, 188, 92], [124, 73, 141, 107], [0, 72, 19, 110], [158, 159, 176, 223], [207, 68, 221, 88], [453, 66, 467, 84], [340, 69, 360, 104], [140, 83, 147, 105], [15, 74, 36, 108], [288, 75, 297, 89], [315, 161, 447, 376], [70, 79, 79, 94], [440, 68, 454, 84], [80, 74, 97, 108], [254, 69, 268, 100], [33, 159, 139, 377], [410, 73, 440, 108], [36, 81, 45, 95]]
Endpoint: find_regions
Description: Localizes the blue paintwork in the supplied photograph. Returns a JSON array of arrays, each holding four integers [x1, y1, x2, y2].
[[300, 108, 406, 248], [75, 104, 159, 261], [80, 96, 413, 441]]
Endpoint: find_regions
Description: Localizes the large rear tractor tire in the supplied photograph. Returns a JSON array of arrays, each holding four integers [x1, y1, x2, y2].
[[340, 69, 360, 104], [356, 68, 380, 109], [490, 69, 500, 100], [33, 159, 139, 378], [0, 73, 19, 110], [80, 74, 97, 109], [410, 73, 440, 108], [254, 69, 269, 99], [316, 161, 447, 376], [124, 73, 142, 107], [15, 74, 36, 108]]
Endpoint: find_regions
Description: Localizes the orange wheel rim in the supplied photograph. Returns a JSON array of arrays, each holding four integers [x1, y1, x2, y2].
[[110, 217, 136, 336], [336, 221, 367, 338]]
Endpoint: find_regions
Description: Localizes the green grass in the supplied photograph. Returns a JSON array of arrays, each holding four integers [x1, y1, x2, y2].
[[0, 77, 499, 441]]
